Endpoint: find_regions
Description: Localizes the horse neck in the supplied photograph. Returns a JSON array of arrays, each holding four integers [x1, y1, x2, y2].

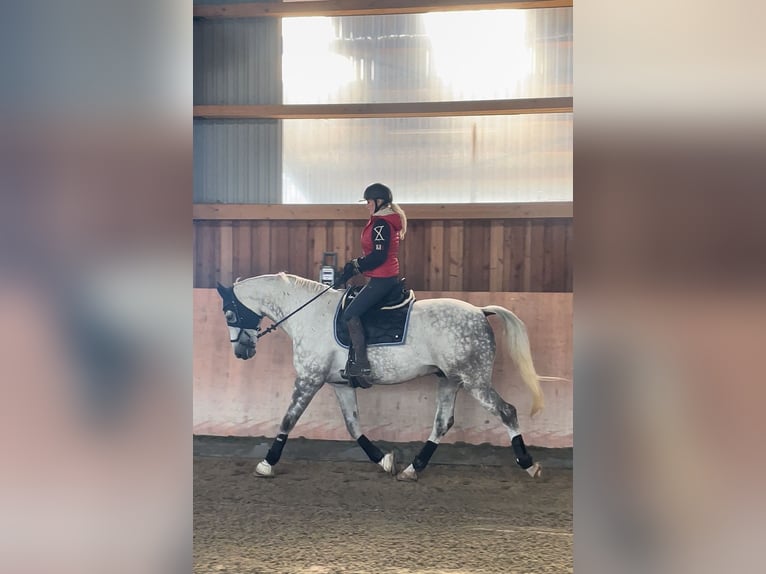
[[240, 275, 325, 338]]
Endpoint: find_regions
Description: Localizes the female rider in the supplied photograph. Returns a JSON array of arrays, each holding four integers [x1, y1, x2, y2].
[[339, 183, 408, 386]]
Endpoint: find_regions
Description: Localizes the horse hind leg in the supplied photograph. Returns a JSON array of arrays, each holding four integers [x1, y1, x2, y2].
[[331, 384, 396, 475], [466, 385, 542, 478], [397, 375, 461, 482]]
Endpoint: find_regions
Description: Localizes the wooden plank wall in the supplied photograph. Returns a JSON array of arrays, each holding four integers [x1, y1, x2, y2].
[[194, 217, 573, 292]]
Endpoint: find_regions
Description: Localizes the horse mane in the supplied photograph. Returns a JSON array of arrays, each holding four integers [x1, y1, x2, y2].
[[234, 272, 326, 294], [280, 272, 327, 293]]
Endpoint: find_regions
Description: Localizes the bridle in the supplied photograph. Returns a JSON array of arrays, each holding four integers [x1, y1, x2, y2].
[[222, 278, 342, 348], [223, 298, 263, 349]]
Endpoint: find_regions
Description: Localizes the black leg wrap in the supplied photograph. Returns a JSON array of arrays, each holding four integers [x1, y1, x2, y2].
[[356, 434, 383, 463], [511, 434, 533, 469], [413, 440, 439, 472], [265, 433, 288, 465]]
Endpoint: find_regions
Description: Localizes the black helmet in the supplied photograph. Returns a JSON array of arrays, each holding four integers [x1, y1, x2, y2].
[[363, 183, 392, 204]]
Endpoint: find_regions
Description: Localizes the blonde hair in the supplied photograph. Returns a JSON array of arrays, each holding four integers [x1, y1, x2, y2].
[[391, 202, 408, 240]]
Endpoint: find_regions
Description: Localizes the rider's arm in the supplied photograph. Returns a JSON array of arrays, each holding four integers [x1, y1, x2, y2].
[[355, 218, 391, 272]]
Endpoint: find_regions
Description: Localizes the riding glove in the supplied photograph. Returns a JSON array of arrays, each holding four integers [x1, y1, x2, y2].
[[340, 259, 359, 282]]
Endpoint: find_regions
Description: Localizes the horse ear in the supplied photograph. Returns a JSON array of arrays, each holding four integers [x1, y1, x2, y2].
[[216, 282, 231, 299]]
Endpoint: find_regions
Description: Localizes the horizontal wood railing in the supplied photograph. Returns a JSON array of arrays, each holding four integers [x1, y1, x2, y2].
[[193, 0, 573, 19], [193, 202, 572, 221], [194, 98, 573, 120]]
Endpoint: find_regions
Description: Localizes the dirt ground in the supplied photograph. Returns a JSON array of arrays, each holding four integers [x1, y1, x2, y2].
[[194, 454, 572, 574]]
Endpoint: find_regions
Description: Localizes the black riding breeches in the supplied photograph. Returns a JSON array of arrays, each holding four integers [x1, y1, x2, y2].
[[342, 276, 400, 321]]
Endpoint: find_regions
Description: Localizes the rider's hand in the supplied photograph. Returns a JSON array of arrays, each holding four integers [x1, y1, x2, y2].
[[340, 260, 358, 283]]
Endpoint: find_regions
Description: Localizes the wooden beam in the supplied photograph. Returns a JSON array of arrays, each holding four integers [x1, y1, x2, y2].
[[193, 202, 572, 221], [194, 0, 573, 19], [194, 98, 572, 120]]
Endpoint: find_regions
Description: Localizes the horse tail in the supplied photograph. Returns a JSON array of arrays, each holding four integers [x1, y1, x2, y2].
[[482, 305, 545, 417]]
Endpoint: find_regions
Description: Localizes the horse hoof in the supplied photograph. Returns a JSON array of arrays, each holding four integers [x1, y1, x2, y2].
[[254, 460, 275, 478], [526, 462, 542, 478], [396, 465, 418, 482], [379, 452, 397, 475]]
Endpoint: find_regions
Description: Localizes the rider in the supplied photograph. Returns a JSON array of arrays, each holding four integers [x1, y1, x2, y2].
[[339, 183, 408, 386]]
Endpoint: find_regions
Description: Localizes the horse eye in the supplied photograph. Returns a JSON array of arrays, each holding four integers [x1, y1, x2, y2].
[[225, 310, 236, 323]]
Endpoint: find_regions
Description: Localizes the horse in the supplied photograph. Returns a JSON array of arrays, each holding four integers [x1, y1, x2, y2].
[[215, 272, 545, 481]]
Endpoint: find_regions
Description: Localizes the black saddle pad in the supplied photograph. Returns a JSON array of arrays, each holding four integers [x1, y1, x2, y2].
[[334, 282, 416, 348]]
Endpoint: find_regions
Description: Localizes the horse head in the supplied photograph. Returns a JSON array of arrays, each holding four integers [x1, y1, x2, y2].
[[216, 282, 263, 360]]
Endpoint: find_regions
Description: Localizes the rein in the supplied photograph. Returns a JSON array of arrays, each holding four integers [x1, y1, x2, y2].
[[256, 278, 342, 339]]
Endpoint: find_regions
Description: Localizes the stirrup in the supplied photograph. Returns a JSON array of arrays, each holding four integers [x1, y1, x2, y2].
[[349, 375, 372, 389], [338, 370, 372, 389], [346, 360, 371, 377], [340, 359, 372, 388], [350, 374, 372, 389]]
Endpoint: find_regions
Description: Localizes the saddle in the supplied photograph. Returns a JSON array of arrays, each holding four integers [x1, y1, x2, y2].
[[333, 279, 416, 349]]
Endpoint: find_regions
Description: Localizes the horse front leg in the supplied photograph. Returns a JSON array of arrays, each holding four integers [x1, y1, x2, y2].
[[396, 376, 461, 482], [254, 377, 322, 477], [331, 384, 397, 475]]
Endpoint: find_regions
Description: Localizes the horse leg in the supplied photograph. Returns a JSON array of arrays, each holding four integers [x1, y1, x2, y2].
[[331, 384, 396, 475], [465, 385, 542, 478], [396, 376, 461, 482], [254, 377, 322, 477]]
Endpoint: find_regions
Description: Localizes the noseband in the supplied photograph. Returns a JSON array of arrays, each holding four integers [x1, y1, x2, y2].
[[223, 296, 264, 346]]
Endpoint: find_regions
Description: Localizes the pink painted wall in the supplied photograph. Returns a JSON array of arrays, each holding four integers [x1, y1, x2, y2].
[[194, 289, 572, 447]]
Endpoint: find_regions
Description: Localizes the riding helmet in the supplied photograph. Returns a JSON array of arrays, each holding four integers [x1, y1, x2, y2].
[[363, 183, 393, 205]]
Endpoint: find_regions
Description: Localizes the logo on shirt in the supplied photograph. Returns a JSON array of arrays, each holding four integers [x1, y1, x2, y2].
[[373, 225, 385, 241]]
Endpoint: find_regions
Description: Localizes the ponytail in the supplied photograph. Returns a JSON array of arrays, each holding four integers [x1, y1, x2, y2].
[[391, 202, 408, 240]]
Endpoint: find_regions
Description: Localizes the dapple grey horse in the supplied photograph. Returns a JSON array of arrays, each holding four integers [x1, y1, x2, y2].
[[216, 272, 545, 481]]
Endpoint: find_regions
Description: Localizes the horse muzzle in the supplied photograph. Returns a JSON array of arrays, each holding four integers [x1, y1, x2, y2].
[[235, 340, 256, 360], [232, 329, 257, 360]]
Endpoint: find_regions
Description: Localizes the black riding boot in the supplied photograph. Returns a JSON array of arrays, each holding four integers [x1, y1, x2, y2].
[[346, 316, 372, 387]]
